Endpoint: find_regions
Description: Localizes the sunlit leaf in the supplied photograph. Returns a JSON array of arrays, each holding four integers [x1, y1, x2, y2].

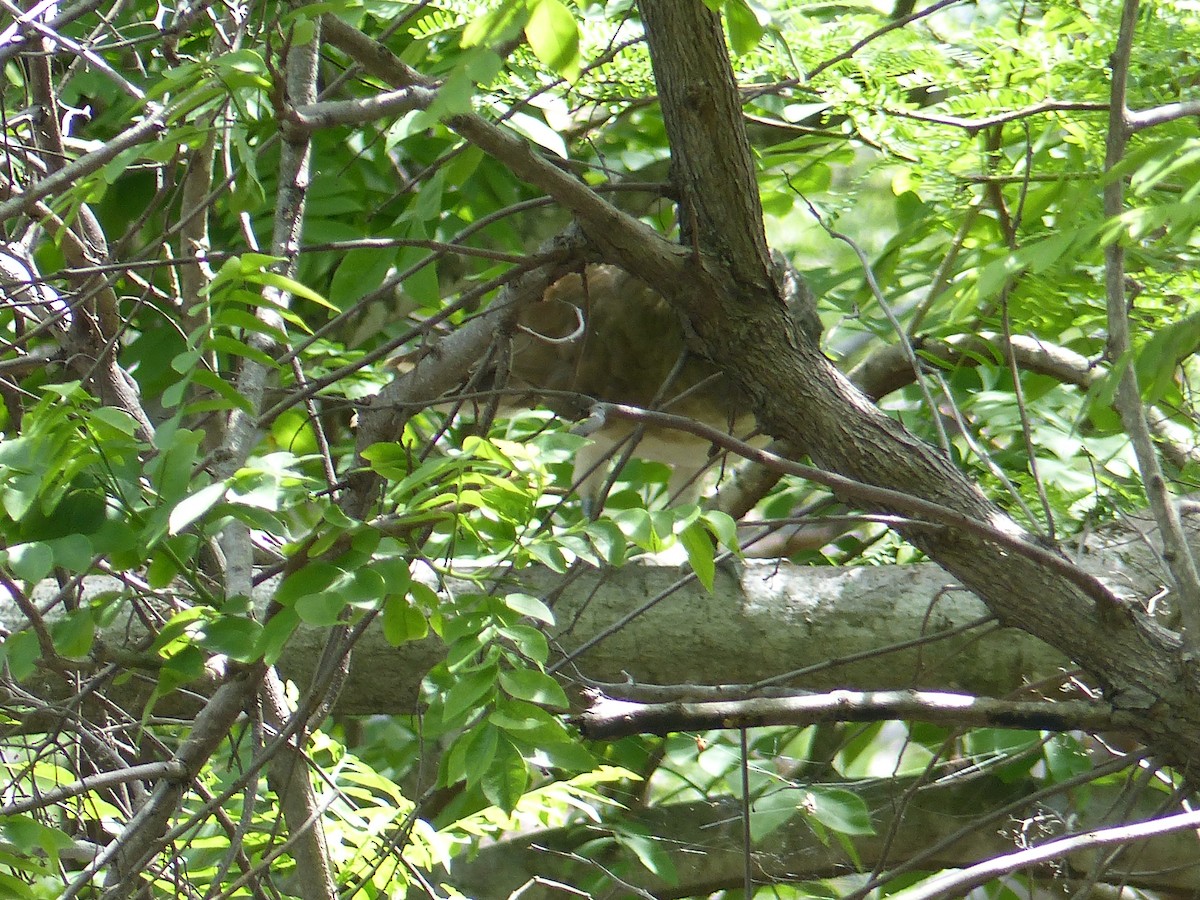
[[525, 0, 580, 80], [679, 520, 715, 591], [503, 592, 555, 624], [498, 668, 568, 709]]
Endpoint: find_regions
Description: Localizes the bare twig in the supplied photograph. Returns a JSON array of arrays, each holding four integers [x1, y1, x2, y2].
[[1103, 0, 1200, 649], [592, 402, 1126, 617], [901, 805, 1200, 900], [0, 103, 171, 223], [578, 689, 1134, 740], [888, 100, 1108, 133]]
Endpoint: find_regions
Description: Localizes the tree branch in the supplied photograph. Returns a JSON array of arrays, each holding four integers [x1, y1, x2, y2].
[[325, 4, 1200, 772], [1103, 0, 1200, 649], [577, 689, 1133, 740], [624, 0, 1200, 774]]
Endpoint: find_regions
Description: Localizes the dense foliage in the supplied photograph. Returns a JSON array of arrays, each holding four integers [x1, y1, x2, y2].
[[1, 0, 1200, 896]]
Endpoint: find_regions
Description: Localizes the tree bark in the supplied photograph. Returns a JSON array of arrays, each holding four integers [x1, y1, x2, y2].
[[9, 507, 1185, 720], [624, 0, 1195, 768]]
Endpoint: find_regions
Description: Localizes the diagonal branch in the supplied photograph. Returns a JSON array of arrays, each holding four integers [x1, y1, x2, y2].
[[626, 0, 1200, 770], [327, 4, 1200, 770]]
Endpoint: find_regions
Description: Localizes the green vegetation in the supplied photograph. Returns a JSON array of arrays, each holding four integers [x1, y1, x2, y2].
[[1, 0, 1199, 896]]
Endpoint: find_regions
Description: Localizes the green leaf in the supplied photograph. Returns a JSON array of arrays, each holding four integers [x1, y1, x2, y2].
[[0, 814, 73, 861], [510, 732, 597, 773], [7, 542, 53, 583], [150, 607, 207, 655], [154, 644, 206, 698], [294, 592, 345, 626], [749, 789, 802, 842], [409, 581, 440, 614], [330, 248, 394, 308], [169, 482, 228, 535], [382, 595, 428, 646], [47, 534, 93, 572], [148, 427, 205, 504], [89, 407, 140, 436], [507, 111, 568, 157], [615, 825, 679, 883], [724, 0, 765, 55], [489, 697, 562, 732], [803, 787, 875, 836], [503, 592, 555, 624], [289, 14, 316, 46], [199, 615, 263, 662], [257, 608, 299, 665], [702, 510, 739, 552], [463, 2, 528, 47], [1, 631, 40, 680], [339, 566, 387, 607], [498, 624, 549, 665], [209, 335, 279, 368], [371, 556, 412, 593], [611, 508, 663, 552], [1, 473, 38, 522], [444, 667, 498, 722], [585, 519, 626, 565], [254, 271, 335, 310], [276, 562, 342, 605], [481, 738, 528, 813], [526, 540, 568, 572], [411, 170, 446, 223], [1135, 312, 1200, 404], [51, 609, 95, 658], [525, 0, 580, 80], [679, 521, 715, 591], [498, 668, 568, 709], [460, 724, 499, 787]]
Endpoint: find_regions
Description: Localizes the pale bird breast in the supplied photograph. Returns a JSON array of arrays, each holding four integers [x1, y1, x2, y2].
[[502, 262, 817, 504]]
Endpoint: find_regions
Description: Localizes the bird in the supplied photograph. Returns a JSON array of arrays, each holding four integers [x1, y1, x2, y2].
[[501, 258, 820, 509]]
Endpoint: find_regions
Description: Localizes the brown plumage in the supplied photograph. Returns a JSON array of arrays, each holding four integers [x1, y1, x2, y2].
[[504, 261, 820, 507]]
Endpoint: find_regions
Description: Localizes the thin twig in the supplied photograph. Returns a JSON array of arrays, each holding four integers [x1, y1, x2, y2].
[[1103, 0, 1200, 648], [796, 190, 951, 455], [593, 402, 1128, 618]]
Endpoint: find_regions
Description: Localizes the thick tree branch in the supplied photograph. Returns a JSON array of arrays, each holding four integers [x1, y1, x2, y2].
[[638, 0, 771, 286], [16, 502, 1193, 721], [625, 0, 1200, 772], [322, 6, 1200, 771]]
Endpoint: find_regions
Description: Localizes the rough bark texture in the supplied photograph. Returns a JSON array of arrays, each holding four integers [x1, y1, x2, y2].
[[9, 507, 1184, 720], [617, 0, 1197, 771]]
